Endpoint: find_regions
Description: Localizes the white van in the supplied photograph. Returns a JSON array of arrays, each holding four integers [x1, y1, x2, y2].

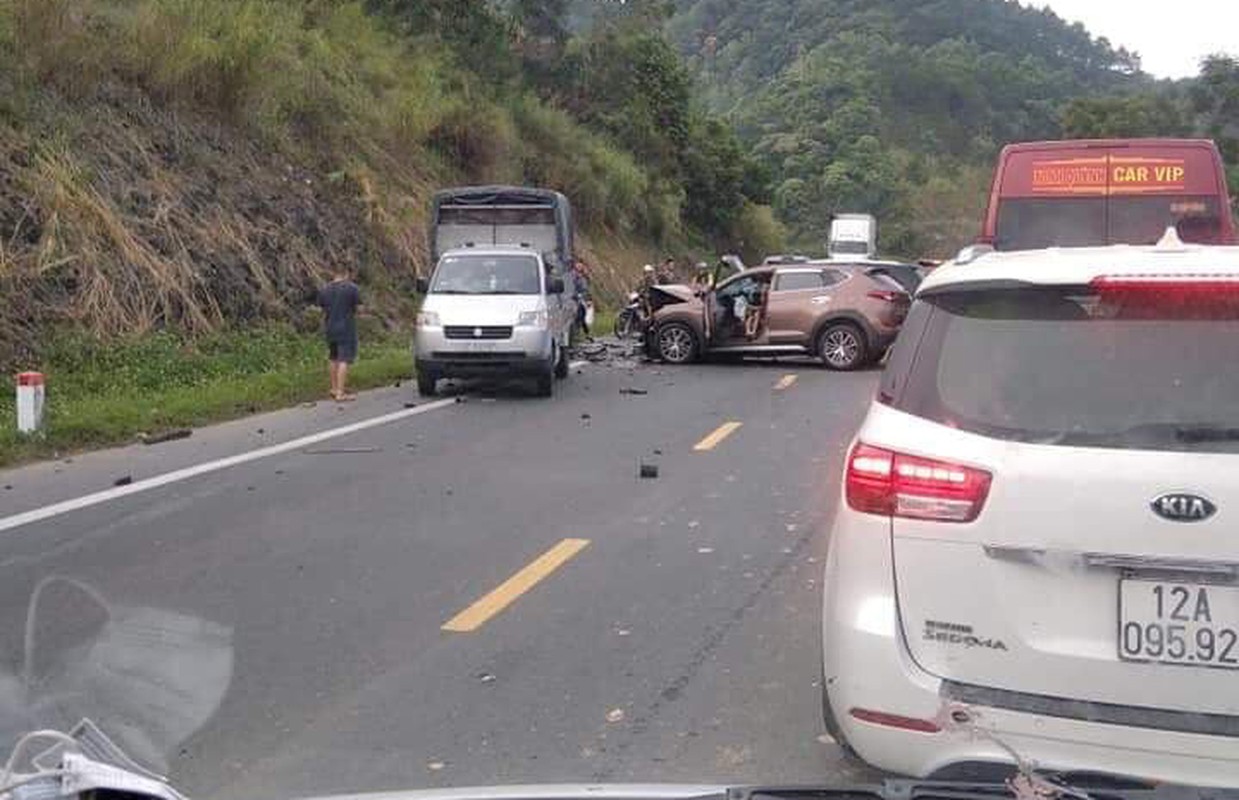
[[414, 247, 572, 397]]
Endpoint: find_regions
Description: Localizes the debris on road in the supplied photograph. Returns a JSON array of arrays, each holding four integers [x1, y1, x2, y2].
[[687, 520, 700, 529], [113, 476, 133, 487], [619, 387, 648, 396], [403, 402, 418, 409], [301, 402, 316, 409], [140, 428, 193, 445], [697, 547, 715, 554], [476, 672, 496, 684], [606, 708, 626, 723], [426, 761, 446, 772], [639, 461, 659, 479], [571, 337, 647, 369]]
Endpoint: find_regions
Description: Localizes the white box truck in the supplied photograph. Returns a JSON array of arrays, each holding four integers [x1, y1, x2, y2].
[[828, 214, 877, 260]]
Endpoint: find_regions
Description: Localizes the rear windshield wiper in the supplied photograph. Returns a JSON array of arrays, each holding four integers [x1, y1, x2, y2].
[[1173, 425, 1239, 443], [1049, 423, 1239, 447]]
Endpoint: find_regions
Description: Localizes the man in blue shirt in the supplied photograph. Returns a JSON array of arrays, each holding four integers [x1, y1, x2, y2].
[[317, 269, 362, 401]]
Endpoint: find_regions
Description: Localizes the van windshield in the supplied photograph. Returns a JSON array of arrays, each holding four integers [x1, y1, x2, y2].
[[431, 254, 542, 295], [995, 196, 1226, 250], [896, 285, 1239, 452]]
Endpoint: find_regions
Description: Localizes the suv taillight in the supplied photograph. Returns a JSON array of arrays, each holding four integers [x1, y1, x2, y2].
[[866, 290, 905, 303], [846, 442, 992, 523]]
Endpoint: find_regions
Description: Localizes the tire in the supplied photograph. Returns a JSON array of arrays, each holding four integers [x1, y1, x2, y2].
[[535, 352, 555, 397], [554, 342, 570, 379], [818, 322, 868, 371], [655, 322, 698, 364], [535, 370, 554, 397], [416, 370, 438, 397], [614, 309, 635, 339]]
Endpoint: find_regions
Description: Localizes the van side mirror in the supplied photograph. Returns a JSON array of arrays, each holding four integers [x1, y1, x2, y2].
[[547, 276, 565, 295], [416, 276, 429, 294]]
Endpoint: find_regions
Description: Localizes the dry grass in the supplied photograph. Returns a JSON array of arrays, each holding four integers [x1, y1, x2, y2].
[[0, 0, 684, 375]]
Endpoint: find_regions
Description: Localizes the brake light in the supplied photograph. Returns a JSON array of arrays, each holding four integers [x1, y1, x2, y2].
[[845, 442, 992, 523], [866, 290, 905, 303]]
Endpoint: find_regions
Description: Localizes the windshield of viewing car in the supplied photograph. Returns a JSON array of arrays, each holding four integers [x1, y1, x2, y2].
[[898, 285, 1239, 450], [7, 0, 1239, 797], [431, 255, 543, 295]]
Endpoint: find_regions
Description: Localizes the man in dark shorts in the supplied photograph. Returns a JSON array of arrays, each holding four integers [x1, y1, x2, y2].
[[317, 268, 362, 401]]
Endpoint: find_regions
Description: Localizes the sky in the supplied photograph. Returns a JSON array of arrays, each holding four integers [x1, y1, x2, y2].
[[1039, 0, 1237, 78]]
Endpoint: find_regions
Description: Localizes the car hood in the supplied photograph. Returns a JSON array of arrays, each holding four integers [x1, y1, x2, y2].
[[650, 285, 696, 304], [303, 784, 727, 800], [421, 294, 545, 326]]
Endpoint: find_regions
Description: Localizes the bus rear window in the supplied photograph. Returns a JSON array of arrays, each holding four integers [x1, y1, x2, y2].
[[995, 195, 1225, 250]]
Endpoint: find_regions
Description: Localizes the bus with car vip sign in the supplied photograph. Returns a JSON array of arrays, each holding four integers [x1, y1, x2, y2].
[[978, 139, 1236, 251]]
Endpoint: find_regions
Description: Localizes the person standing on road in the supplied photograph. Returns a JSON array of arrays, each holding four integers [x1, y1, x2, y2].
[[571, 258, 592, 338], [317, 268, 362, 402]]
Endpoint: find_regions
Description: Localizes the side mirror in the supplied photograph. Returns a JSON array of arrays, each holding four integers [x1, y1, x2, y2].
[[547, 276, 565, 295], [416, 276, 429, 294]]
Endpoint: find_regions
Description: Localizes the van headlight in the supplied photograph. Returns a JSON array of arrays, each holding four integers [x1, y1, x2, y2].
[[517, 310, 548, 327], [416, 311, 440, 326]]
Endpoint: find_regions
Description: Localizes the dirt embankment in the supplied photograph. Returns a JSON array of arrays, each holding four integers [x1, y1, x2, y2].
[[0, 82, 664, 372], [0, 83, 434, 370]]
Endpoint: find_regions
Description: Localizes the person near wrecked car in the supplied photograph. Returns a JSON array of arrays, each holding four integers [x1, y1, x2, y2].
[[691, 262, 712, 293], [317, 267, 363, 402], [657, 258, 677, 285], [571, 258, 592, 338]]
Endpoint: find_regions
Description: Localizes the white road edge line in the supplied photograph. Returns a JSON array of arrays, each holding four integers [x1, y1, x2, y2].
[[0, 397, 459, 535]]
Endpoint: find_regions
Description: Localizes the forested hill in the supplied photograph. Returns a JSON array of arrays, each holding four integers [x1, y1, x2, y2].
[[658, 0, 1155, 255]]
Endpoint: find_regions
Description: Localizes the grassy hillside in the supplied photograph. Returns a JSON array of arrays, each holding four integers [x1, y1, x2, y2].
[[0, 0, 710, 375]]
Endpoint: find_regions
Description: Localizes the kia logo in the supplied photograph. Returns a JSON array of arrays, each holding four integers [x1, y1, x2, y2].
[[1151, 493, 1216, 522]]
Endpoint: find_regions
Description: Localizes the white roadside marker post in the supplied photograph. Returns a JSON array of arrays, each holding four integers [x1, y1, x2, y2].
[[16, 372, 45, 434]]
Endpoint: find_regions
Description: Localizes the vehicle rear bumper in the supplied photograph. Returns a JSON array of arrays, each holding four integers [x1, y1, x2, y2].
[[823, 499, 1239, 785], [868, 322, 900, 353]]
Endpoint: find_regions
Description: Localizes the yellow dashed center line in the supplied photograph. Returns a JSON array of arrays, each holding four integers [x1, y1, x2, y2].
[[693, 421, 743, 452], [774, 374, 798, 391], [442, 538, 591, 632]]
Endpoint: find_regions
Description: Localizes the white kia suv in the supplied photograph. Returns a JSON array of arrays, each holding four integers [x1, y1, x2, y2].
[[822, 236, 1239, 784]]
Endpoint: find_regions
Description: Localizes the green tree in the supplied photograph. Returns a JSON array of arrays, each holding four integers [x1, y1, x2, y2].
[[1192, 55, 1239, 196], [1062, 93, 1190, 138]]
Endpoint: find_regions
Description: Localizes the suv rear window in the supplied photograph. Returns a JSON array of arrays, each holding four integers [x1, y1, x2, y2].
[[886, 285, 1239, 452]]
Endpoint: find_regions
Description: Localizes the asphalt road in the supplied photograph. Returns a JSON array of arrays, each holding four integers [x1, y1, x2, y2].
[[0, 349, 881, 800]]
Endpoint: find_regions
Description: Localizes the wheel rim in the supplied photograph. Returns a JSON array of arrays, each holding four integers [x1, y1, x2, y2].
[[822, 328, 860, 367], [659, 326, 693, 362]]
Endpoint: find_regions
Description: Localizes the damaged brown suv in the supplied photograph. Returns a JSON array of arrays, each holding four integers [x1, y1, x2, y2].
[[645, 264, 911, 370]]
